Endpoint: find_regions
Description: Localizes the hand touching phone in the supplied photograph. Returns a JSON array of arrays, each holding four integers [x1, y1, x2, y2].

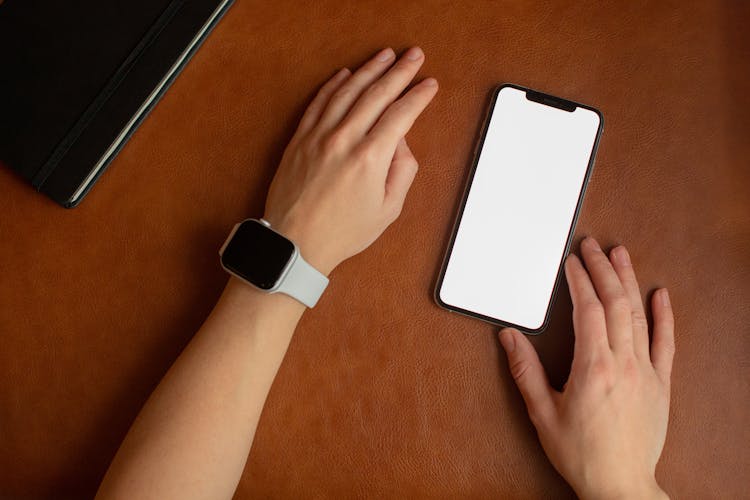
[[500, 237, 674, 500]]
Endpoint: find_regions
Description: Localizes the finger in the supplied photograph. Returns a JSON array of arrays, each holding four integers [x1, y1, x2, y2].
[[499, 328, 556, 426], [651, 288, 675, 384], [293, 68, 352, 139], [580, 237, 633, 354], [315, 47, 396, 135], [383, 138, 418, 214], [610, 245, 649, 360], [564, 253, 610, 365], [368, 77, 438, 150], [342, 46, 425, 137]]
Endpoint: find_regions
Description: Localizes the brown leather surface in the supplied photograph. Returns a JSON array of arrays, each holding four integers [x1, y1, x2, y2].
[[1, 0, 748, 497]]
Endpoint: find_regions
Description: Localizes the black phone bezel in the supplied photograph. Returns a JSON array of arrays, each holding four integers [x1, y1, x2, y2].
[[434, 83, 605, 335]]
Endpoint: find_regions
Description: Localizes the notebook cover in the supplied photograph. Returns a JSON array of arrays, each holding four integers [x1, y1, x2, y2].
[[0, 0, 234, 207]]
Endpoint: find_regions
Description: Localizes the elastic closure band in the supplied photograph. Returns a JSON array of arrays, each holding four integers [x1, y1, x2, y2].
[[32, 0, 185, 188]]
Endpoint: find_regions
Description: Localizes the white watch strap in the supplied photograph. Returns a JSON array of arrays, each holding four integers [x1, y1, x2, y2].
[[259, 218, 329, 307], [276, 251, 329, 308]]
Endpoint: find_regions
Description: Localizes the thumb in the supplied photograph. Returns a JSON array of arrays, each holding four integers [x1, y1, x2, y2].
[[499, 328, 555, 424], [384, 138, 419, 210]]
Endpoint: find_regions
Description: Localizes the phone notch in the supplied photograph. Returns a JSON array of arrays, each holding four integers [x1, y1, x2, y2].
[[525, 90, 577, 112]]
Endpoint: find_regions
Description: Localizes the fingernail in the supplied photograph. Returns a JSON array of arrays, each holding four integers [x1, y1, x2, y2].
[[614, 246, 630, 266], [376, 47, 395, 62], [661, 289, 671, 307], [585, 237, 601, 251], [422, 77, 438, 87], [499, 329, 515, 353], [405, 46, 424, 61], [337, 67, 351, 78]]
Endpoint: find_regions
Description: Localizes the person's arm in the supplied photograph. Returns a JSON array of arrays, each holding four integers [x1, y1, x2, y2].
[[500, 237, 675, 499], [96, 46, 438, 500]]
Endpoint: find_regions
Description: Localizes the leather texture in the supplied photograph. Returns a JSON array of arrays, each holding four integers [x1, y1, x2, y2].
[[0, 0, 233, 205], [1, 0, 748, 497]]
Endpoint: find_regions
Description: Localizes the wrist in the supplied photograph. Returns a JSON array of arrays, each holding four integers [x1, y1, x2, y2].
[[577, 475, 667, 500], [222, 276, 306, 317], [291, 237, 337, 277], [263, 216, 338, 276]]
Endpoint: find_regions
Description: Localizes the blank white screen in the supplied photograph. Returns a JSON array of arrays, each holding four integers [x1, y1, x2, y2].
[[439, 86, 600, 331]]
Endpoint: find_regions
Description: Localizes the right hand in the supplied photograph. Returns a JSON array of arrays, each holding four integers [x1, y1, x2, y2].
[[262, 47, 438, 275], [499, 237, 675, 499]]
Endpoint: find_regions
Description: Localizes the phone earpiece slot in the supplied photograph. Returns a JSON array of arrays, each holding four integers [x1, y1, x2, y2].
[[525, 90, 576, 112]]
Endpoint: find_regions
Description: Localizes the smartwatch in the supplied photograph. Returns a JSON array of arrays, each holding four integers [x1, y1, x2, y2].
[[219, 218, 329, 307]]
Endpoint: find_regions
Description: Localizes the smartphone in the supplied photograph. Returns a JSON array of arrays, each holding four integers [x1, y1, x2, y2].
[[435, 84, 603, 334]]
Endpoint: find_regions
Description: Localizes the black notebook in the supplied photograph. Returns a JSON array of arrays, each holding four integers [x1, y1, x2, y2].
[[0, 0, 234, 207]]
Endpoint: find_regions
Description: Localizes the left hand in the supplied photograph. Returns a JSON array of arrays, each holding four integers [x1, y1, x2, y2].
[[263, 47, 438, 275]]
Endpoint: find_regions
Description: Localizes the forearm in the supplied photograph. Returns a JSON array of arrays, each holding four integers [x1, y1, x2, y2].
[[97, 45, 436, 499], [96, 277, 305, 500]]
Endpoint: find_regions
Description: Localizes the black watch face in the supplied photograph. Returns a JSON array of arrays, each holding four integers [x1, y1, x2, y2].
[[221, 220, 295, 290]]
